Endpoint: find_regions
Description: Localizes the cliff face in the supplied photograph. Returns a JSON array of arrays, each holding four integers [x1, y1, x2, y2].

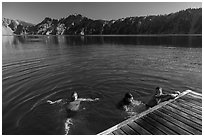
[[2, 25, 13, 35], [2, 18, 34, 35], [2, 8, 202, 35]]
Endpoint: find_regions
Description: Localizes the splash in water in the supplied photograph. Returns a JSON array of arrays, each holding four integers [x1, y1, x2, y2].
[[47, 95, 99, 134], [125, 100, 147, 118], [64, 118, 73, 135]]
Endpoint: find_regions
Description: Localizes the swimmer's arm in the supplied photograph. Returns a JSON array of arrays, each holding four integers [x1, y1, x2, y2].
[[156, 94, 173, 99], [47, 99, 63, 104], [155, 94, 177, 102], [156, 91, 180, 99], [132, 100, 143, 105], [156, 93, 179, 99], [78, 98, 99, 102]]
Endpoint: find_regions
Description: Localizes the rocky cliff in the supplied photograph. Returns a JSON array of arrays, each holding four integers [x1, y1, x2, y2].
[[2, 8, 202, 35], [2, 18, 34, 35]]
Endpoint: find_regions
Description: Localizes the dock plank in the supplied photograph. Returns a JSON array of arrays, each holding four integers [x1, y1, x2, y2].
[[98, 90, 202, 135], [180, 96, 202, 106], [142, 115, 177, 135], [112, 128, 126, 135], [165, 105, 202, 125], [147, 112, 190, 135], [169, 103, 202, 120], [135, 118, 165, 135], [160, 107, 202, 133], [152, 110, 191, 135], [172, 101, 202, 115], [183, 100, 202, 107], [187, 92, 202, 98], [108, 132, 114, 135], [127, 121, 151, 135], [120, 125, 139, 135], [177, 98, 202, 111], [156, 108, 201, 134]]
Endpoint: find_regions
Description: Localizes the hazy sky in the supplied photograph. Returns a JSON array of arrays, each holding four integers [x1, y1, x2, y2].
[[2, 2, 202, 24]]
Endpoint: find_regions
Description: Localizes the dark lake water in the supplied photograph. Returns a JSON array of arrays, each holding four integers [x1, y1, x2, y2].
[[2, 35, 202, 135]]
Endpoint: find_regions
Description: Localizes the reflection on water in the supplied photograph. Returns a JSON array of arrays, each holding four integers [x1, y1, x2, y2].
[[3, 35, 202, 47], [2, 35, 202, 135]]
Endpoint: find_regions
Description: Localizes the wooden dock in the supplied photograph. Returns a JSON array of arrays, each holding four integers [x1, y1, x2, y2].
[[98, 90, 202, 135]]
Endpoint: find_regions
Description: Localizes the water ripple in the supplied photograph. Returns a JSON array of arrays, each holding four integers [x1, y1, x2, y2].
[[2, 36, 201, 135]]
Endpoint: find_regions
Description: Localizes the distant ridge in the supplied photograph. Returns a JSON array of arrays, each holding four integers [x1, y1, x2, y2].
[[2, 8, 202, 35]]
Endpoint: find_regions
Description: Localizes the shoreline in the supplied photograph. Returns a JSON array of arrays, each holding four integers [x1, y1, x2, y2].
[[2, 34, 202, 37]]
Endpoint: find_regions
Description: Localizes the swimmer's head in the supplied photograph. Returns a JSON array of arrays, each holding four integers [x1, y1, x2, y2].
[[155, 87, 162, 96], [71, 91, 78, 101], [124, 92, 134, 104]]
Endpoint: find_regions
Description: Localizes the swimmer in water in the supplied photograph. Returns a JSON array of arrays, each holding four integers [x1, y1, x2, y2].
[[47, 91, 99, 112], [146, 87, 180, 108], [66, 91, 99, 111], [47, 91, 99, 135], [118, 92, 134, 111], [118, 92, 145, 112], [118, 87, 180, 112]]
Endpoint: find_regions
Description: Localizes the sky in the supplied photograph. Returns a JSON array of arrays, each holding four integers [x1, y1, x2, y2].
[[2, 2, 202, 24]]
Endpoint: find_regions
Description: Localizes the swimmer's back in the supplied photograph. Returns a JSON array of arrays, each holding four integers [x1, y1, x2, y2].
[[66, 100, 81, 111]]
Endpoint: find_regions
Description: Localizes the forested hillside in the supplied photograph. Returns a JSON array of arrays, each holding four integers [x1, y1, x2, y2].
[[2, 8, 202, 35]]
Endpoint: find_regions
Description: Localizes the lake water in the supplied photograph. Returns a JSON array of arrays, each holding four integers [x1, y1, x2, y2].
[[2, 35, 202, 135]]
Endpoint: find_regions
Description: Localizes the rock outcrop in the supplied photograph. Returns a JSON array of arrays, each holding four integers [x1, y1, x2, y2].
[[2, 8, 202, 35], [2, 18, 34, 35]]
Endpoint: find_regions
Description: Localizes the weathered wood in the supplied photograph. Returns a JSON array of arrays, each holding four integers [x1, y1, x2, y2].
[[160, 107, 202, 133], [182, 99, 202, 107], [150, 111, 191, 135], [98, 90, 202, 135], [142, 115, 177, 135], [187, 92, 202, 99], [139, 117, 167, 134], [176, 98, 202, 111], [108, 132, 114, 135], [120, 125, 139, 135], [165, 104, 202, 125], [135, 118, 165, 135], [112, 128, 126, 135], [156, 109, 201, 135], [173, 101, 202, 115], [169, 103, 202, 120], [128, 121, 151, 135], [98, 90, 190, 135], [180, 95, 202, 106]]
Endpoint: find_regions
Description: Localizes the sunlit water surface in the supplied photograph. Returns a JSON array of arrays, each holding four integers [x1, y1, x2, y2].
[[2, 35, 201, 134]]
